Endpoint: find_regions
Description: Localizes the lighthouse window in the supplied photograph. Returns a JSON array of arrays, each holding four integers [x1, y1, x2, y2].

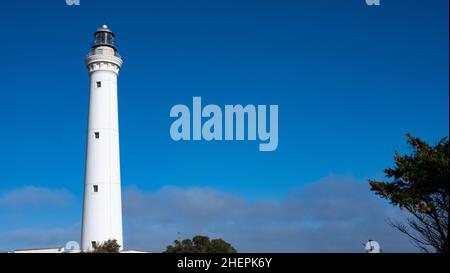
[[93, 185, 98, 193], [94, 132, 100, 139], [96, 81, 102, 88], [91, 241, 97, 249]]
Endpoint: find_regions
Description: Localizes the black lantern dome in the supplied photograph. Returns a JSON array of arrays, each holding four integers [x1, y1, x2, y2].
[[92, 25, 117, 50]]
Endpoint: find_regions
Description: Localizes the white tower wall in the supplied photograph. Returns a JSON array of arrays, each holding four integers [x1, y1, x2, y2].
[[81, 26, 124, 251]]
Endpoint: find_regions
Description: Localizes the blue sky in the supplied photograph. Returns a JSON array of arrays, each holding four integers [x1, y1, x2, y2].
[[0, 0, 448, 252]]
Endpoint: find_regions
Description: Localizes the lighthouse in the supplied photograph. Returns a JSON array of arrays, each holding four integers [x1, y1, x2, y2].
[[81, 25, 124, 251]]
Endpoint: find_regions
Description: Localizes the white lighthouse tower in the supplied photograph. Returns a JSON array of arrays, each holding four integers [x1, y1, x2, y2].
[[81, 25, 124, 251]]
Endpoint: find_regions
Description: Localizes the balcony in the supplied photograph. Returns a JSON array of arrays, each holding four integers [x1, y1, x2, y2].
[[86, 49, 121, 59]]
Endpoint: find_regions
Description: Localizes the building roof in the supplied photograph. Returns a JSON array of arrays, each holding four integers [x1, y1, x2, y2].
[[15, 246, 64, 251]]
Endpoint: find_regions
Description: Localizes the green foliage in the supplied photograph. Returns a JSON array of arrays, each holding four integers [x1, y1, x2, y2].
[[369, 134, 449, 253], [91, 239, 121, 253], [164, 235, 237, 253]]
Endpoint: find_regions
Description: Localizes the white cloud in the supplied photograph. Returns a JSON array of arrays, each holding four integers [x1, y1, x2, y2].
[[123, 175, 417, 253], [0, 225, 80, 252], [0, 186, 74, 208]]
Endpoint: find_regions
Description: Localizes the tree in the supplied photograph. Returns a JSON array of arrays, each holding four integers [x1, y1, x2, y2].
[[369, 134, 449, 253], [91, 239, 121, 253], [164, 235, 237, 253]]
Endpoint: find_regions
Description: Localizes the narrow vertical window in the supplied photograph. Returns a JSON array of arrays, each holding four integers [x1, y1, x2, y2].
[[94, 132, 100, 139], [96, 81, 101, 88], [91, 241, 97, 249], [93, 185, 98, 193]]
